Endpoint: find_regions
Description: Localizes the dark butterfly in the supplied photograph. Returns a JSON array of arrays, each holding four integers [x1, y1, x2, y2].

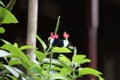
[[49, 38, 69, 47]]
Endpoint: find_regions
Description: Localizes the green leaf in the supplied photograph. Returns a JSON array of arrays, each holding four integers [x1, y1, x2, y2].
[[78, 67, 105, 80], [13, 67, 24, 75], [0, 39, 11, 44], [30, 64, 47, 76], [30, 64, 42, 75], [58, 54, 71, 67], [0, 6, 18, 24], [51, 73, 67, 80], [72, 55, 91, 65], [6, 74, 17, 80], [8, 58, 21, 66], [1, 43, 32, 68], [6, 0, 16, 11], [34, 50, 46, 63], [42, 64, 56, 71], [98, 75, 105, 80], [0, 27, 5, 33], [0, 49, 11, 57], [42, 63, 62, 72], [0, 1, 5, 7], [13, 67, 31, 79], [35, 34, 47, 51], [3, 64, 19, 78], [60, 67, 72, 76], [43, 58, 62, 67], [13, 43, 18, 48], [19, 45, 34, 50], [52, 64, 62, 71], [52, 47, 71, 53], [78, 67, 103, 78]]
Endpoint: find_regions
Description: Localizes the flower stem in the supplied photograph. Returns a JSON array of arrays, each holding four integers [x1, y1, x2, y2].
[[48, 48, 53, 80], [72, 68, 76, 80], [54, 16, 60, 35]]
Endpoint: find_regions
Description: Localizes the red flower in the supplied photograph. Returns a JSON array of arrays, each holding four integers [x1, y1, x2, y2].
[[50, 32, 59, 39], [63, 32, 70, 39]]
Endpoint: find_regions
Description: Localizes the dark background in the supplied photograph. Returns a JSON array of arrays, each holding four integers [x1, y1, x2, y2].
[[1, 0, 120, 80]]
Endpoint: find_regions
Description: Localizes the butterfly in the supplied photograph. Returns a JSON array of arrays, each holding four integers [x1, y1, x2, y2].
[[49, 32, 70, 47]]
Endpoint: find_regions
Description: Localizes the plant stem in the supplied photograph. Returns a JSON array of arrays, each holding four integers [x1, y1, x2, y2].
[[72, 69, 76, 80], [71, 64, 77, 80], [73, 47, 77, 56], [48, 48, 53, 80], [71, 47, 77, 80], [54, 16, 60, 35], [46, 45, 52, 54]]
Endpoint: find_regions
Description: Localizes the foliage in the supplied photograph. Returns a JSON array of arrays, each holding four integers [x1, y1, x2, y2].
[[0, 22, 104, 80], [0, 0, 104, 80], [0, 37, 104, 80], [0, 0, 18, 33]]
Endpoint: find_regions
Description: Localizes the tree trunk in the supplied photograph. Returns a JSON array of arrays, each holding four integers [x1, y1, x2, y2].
[[26, 0, 38, 63], [86, 0, 99, 80]]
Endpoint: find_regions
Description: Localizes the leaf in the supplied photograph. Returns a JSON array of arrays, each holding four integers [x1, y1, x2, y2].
[[19, 45, 34, 50], [0, 49, 11, 57], [58, 54, 71, 67], [51, 73, 67, 80], [35, 34, 47, 51], [78, 67, 105, 80], [34, 50, 46, 63], [0, 27, 5, 33], [0, 6, 18, 24], [0, 39, 11, 44], [52, 64, 62, 71], [13, 67, 30, 80], [60, 67, 72, 76], [78, 67, 103, 78], [8, 58, 21, 66], [30, 64, 42, 75], [1, 43, 32, 68], [13, 67, 24, 74], [30, 64, 47, 76], [43, 58, 62, 67], [42, 63, 62, 72], [0, 1, 5, 7], [52, 47, 71, 53], [72, 55, 91, 65], [6, 74, 17, 80], [98, 75, 105, 80], [3, 64, 19, 78], [13, 43, 18, 48], [21, 77, 28, 80], [6, 0, 16, 11]]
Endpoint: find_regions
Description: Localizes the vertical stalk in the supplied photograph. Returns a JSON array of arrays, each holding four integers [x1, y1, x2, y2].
[[72, 47, 77, 80], [47, 16, 61, 79], [72, 68, 76, 80], [48, 52, 53, 80], [54, 16, 60, 35], [26, 0, 38, 63]]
